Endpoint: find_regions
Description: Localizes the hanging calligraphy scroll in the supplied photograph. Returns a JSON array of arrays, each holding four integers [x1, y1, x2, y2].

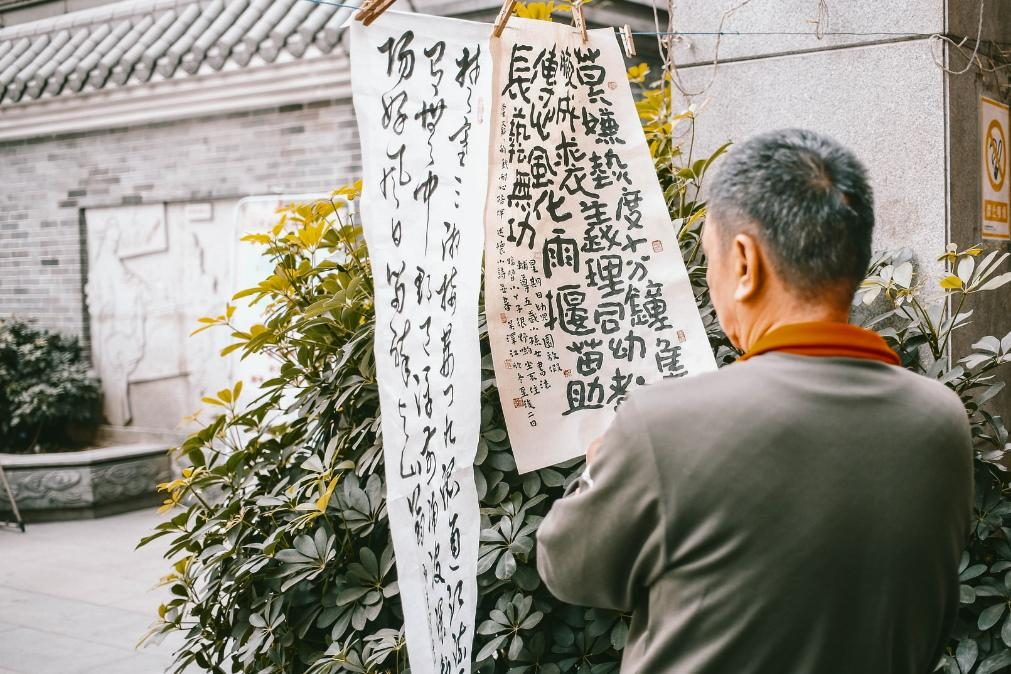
[[485, 18, 717, 474], [351, 12, 489, 674]]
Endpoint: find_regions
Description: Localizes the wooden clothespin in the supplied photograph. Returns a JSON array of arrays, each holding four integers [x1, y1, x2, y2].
[[354, 0, 376, 21], [571, 0, 588, 44], [355, 0, 396, 26], [620, 24, 636, 57], [491, 0, 517, 38]]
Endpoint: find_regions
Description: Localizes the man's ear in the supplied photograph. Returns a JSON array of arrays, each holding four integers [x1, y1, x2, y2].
[[732, 232, 764, 302]]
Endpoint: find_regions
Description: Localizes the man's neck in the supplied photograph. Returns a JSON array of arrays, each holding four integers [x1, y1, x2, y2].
[[738, 304, 851, 353]]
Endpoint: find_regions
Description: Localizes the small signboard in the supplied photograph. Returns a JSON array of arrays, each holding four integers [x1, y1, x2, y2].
[[981, 96, 1009, 241]]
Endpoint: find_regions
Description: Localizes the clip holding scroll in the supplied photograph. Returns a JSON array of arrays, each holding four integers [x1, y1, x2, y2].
[[354, 0, 396, 25], [361, 0, 397, 26], [491, 0, 518, 38], [571, 0, 588, 44], [354, 0, 377, 21], [620, 24, 636, 57]]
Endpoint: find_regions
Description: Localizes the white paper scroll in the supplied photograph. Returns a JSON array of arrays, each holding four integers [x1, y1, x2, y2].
[[484, 18, 717, 474], [351, 13, 489, 674]]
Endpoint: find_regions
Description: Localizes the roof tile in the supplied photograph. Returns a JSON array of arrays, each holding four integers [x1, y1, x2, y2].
[[67, 19, 130, 91], [0, 0, 359, 106], [26, 27, 88, 98], [48, 22, 109, 95]]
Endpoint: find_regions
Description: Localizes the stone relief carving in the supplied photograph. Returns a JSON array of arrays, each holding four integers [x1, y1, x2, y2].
[[1, 451, 172, 516], [85, 199, 287, 430], [85, 222, 149, 426], [8, 468, 89, 508], [92, 457, 171, 503]]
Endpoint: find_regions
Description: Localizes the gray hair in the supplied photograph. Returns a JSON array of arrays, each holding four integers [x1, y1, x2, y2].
[[707, 128, 875, 298]]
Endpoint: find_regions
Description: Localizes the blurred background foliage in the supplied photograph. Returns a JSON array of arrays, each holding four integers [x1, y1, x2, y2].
[[0, 318, 101, 454]]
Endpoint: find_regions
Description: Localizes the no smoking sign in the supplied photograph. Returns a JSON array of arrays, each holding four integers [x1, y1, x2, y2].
[[981, 96, 1010, 240]]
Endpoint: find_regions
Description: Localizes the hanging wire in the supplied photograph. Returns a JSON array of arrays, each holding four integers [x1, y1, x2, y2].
[[302, 0, 1006, 89], [301, 0, 937, 39], [929, 0, 986, 75], [632, 30, 933, 37], [304, 0, 363, 9]]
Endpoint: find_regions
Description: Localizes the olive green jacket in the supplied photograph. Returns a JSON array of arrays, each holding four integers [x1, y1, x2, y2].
[[536, 353, 973, 674]]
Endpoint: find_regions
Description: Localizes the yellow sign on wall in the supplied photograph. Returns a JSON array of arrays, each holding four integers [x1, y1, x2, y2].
[[982, 96, 1010, 241]]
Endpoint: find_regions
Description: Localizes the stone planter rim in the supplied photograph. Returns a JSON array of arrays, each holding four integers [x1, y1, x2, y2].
[[0, 442, 171, 468], [0, 426, 179, 522]]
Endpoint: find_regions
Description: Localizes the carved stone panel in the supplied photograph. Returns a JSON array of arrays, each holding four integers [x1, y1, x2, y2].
[[84, 198, 285, 429]]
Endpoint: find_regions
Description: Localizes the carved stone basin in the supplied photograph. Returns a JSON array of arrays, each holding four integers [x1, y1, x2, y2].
[[0, 426, 179, 522]]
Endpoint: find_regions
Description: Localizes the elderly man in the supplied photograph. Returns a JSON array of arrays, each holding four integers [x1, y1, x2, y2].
[[535, 129, 973, 674]]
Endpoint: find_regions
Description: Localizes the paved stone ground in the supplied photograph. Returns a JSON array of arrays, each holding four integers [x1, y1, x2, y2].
[[0, 508, 190, 674]]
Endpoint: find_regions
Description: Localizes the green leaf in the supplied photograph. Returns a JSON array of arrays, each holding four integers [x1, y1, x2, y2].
[[275, 549, 313, 564], [977, 649, 1011, 674], [475, 634, 507, 662], [979, 602, 1007, 630], [956, 638, 978, 672], [962, 564, 988, 582], [478, 619, 507, 635], [610, 620, 629, 651], [477, 549, 500, 575], [483, 428, 508, 443], [520, 610, 544, 630], [336, 586, 371, 606], [294, 535, 317, 559], [360, 547, 380, 578], [513, 564, 541, 591], [978, 272, 1011, 292], [508, 634, 524, 660], [495, 551, 517, 580], [973, 336, 1002, 354], [541, 468, 565, 487]]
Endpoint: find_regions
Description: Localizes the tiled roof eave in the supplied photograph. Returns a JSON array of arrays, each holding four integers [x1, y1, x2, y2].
[[0, 43, 351, 142], [0, 0, 357, 106]]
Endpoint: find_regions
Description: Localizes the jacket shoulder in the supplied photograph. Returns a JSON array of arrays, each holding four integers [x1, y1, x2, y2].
[[888, 363, 969, 422]]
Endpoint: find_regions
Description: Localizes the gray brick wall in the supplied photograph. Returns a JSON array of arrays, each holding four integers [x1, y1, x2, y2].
[[0, 98, 361, 340]]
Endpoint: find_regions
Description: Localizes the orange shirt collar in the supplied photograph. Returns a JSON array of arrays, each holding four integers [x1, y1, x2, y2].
[[738, 321, 901, 366]]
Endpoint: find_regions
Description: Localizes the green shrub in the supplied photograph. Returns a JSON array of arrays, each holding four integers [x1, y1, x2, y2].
[[142, 74, 1011, 674], [0, 318, 101, 454], [140, 62, 728, 674]]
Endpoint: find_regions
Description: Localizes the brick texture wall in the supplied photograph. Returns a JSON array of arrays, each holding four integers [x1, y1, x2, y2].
[[0, 98, 361, 340]]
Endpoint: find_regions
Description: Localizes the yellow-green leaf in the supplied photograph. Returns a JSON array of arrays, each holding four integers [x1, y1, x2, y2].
[[190, 324, 217, 336], [939, 275, 964, 289], [627, 63, 650, 83], [315, 475, 341, 512]]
